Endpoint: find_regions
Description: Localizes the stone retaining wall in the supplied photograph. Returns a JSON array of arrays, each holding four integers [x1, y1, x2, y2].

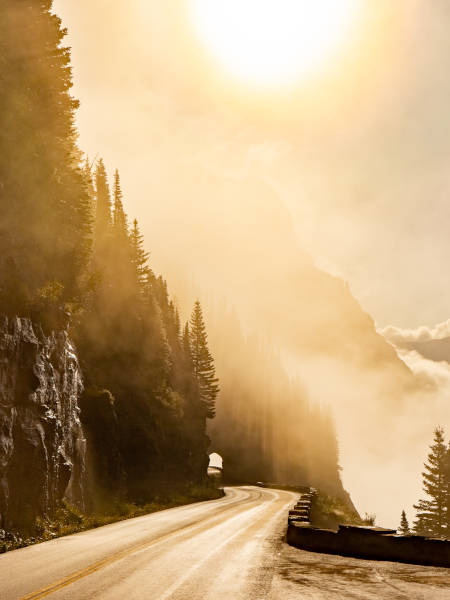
[[287, 490, 450, 568]]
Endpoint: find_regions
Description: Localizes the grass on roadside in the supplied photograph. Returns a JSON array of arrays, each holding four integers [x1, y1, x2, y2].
[[258, 483, 374, 530], [0, 483, 224, 554], [310, 491, 374, 530]]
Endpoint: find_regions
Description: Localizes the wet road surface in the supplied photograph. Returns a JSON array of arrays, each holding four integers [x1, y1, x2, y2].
[[273, 538, 450, 599], [1, 486, 449, 599]]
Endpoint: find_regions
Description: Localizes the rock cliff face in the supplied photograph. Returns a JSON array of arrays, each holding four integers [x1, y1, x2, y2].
[[0, 316, 85, 534]]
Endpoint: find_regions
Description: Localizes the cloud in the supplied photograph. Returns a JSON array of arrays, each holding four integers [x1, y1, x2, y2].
[[380, 319, 450, 389], [380, 319, 450, 346], [396, 347, 450, 387]]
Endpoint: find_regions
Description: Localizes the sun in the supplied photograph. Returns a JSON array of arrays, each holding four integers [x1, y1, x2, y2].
[[190, 0, 362, 89]]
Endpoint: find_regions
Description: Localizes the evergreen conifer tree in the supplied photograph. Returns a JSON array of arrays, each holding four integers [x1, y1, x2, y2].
[[0, 0, 91, 313], [183, 323, 192, 362], [398, 510, 411, 535], [109, 169, 132, 287], [83, 158, 95, 210], [130, 219, 151, 289], [189, 301, 219, 418], [174, 309, 181, 341], [94, 159, 112, 242], [112, 169, 128, 239], [413, 427, 449, 538], [446, 445, 450, 536]]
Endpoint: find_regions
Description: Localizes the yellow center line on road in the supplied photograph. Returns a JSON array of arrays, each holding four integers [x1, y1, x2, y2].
[[19, 492, 259, 600]]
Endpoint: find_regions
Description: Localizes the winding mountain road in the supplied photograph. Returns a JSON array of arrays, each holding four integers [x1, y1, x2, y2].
[[1, 486, 449, 599]]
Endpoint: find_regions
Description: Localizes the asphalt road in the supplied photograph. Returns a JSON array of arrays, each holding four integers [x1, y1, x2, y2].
[[1, 486, 449, 600]]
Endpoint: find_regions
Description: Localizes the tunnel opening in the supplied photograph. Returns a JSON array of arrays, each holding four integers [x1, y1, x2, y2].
[[207, 452, 223, 479]]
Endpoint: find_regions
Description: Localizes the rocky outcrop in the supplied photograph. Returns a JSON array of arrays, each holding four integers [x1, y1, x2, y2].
[[0, 316, 85, 534]]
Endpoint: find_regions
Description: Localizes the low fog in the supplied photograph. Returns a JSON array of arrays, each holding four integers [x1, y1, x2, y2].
[[53, 0, 450, 526]]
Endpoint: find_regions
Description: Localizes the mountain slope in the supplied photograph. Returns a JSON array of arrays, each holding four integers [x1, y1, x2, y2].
[[141, 171, 424, 522]]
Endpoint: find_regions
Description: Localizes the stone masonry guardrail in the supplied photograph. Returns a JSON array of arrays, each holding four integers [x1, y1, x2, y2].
[[286, 488, 450, 568]]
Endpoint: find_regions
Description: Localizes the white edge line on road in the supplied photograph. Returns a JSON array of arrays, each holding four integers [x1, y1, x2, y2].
[[17, 489, 257, 600]]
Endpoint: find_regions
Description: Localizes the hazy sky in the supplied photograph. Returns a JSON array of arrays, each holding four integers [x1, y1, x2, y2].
[[54, 0, 450, 330], [52, 1, 450, 525]]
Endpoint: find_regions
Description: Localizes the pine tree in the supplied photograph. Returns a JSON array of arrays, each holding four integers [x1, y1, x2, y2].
[[112, 169, 128, 239], [183, 323, 192, 362], [446, 445, 450, 536], [94, 158, 112, 242], [82, 158, 95, 210], [413, 427, 449, 538], [174, 309, 182, 345], [398, 510, 411, 536], [109, 168, 133, 288], [189, 301, 219, 418], [130, 219, 151, 289], [0, 0, 92, 314]]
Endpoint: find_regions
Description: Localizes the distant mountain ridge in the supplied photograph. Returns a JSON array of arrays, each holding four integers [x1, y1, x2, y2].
[[145, 173, 417, 394]]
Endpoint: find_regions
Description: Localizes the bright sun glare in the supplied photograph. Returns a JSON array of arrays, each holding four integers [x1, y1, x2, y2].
[[191, 0, 361, 88]]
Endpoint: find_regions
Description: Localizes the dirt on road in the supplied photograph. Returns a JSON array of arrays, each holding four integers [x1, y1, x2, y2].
[[271, 542, 450, 599]]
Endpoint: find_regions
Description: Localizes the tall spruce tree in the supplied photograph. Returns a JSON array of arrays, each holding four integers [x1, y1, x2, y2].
[[94, 159, 112, 244], [446, 445, 450, 536], [110, 169, 132, 287], [130, 219, 151, 290], [83, 158, 95, 210], [398, 510, 411, 536], [189, 301, 219, 418], [413, 427, 449, 538], [174, 309, 181, 341], [112, 169, 128, 239], [183, 323, 192, 360], [0, 0, 91, 314]]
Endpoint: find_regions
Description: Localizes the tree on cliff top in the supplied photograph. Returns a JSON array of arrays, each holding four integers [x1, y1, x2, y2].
[[0, 0, 91, 315], [413, 427, 449, 538], [189, 301, 219, 419]]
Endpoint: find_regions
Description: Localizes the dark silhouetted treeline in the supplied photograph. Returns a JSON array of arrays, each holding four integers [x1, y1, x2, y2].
[[0, 0, 348, 528], [0, 0, 91, 319], [76, 159, 218, 508], [0, 0, 217, 513]]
